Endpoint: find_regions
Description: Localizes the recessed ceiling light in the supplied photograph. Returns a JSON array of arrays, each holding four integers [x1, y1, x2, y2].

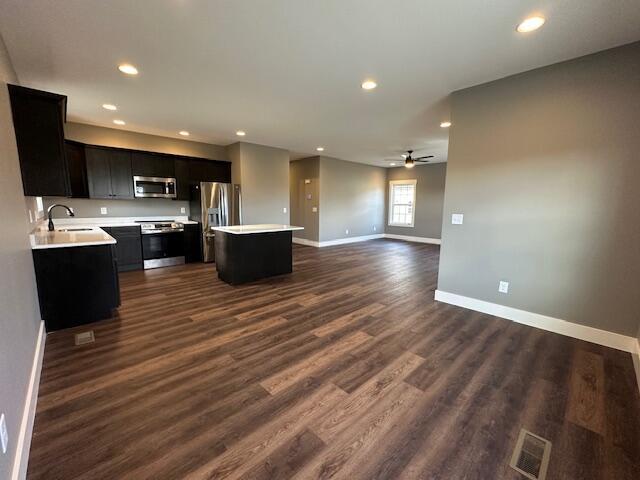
[[361, 80, 377, 90], [113, 119, 126, 125], [390, 163, 396, 166], [440, 121, 452, 128], [179, 131, 190, 136], [516, 16, 545, 33], [316, 147, 324, 152], [118, 64, 138, 75], [102, 104, 117, 111], [236, 130, 246, 136]]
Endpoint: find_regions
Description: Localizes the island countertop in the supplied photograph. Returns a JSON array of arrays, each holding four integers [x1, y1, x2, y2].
[[211, 224, 304, 235]]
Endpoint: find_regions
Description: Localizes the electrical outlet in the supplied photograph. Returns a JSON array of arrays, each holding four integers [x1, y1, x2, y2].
[[498, 281, 509, 294], [452, 213, 464, 225], [283, 207, 287, 214], [345, 229, 349, 235], [373, 226, 377, 232], [100, 207, 108, 215], [1, 413, 8, 454], [312, 206, 318, 213], [180, 207, 186, 214]]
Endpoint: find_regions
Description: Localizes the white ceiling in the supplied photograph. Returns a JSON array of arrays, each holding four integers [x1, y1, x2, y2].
[[1, 1, 639, 166]]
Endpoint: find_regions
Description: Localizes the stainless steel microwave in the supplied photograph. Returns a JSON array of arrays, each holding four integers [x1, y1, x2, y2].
[[133, 176, 177, 199]]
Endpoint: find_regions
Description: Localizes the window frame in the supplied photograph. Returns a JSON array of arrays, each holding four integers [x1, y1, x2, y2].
[[388, 179, 417, 228]]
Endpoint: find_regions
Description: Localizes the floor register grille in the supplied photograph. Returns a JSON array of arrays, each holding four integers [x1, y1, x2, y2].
[[509, 428, 552, 480]]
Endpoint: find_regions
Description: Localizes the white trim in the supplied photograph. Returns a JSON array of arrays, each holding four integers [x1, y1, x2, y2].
[[319, 234, 384, 247], [388, 179, 417, 228], [434, 290, 638, 353], [11, 320, 46, 480], [633, 339, 640, 396], [293, 234, 441, 248], [384, 234, 441, 245], [292, 237, 320, 247]]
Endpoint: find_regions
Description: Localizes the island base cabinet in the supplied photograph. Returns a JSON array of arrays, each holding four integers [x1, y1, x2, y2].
[[214, 230, 293, 285], [32, 244, 120, 331]]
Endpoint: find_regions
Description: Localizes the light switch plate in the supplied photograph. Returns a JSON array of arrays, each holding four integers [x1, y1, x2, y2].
[[100, 207, 108, 215], [304, 179, 311, 184], [1, 413, 8, 454], [345, 229, 349, 235], [452, 213, 464, 225], [180, 207, 186, 214], [312, 207, 318, 213], [283, 207, 287, 213], [498, 281, 509, 294]]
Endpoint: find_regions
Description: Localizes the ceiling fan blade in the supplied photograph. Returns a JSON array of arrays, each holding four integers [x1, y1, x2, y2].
[[415, 159, 430, 163], [414, 155, 434, 160]]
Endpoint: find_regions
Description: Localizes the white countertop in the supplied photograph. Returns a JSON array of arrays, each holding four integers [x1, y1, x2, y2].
[[211, 224, 304, 235], [51, 216, 198, 227], [30, 216, 198, 249], [30, 226, 116, 250]]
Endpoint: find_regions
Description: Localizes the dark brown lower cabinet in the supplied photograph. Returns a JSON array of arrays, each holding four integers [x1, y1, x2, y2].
[[102, 226, 143, 272], [184, 223, 203, 263], [32, 244, 120, 331]]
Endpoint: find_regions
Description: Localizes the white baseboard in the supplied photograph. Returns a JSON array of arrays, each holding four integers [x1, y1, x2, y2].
[[293, 233, 440, 248], [11, 320, 46, 480], [318, 234, 384, 247], [384, 234, 441, 245], [292, 237, 321, 247], [633, 339, 640, 396], [434, 290, 638, 354]]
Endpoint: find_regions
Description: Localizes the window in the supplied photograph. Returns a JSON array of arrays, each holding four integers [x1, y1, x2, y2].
[[388, 180, 416, 227]]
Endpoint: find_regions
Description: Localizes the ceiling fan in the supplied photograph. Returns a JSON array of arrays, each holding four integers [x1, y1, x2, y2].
[[384, 150, 434, 168]]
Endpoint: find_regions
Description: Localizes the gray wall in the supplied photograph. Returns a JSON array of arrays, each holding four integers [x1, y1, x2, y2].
[[438, 42, 640, 337], [385, 163, 447, 239], [44, 197, 189, 219], [229, 142, 290, 225], [66, 122, 228, 160], [319, 156, 385, 242], [290, 157, 320, 241], [0, 34, 42, 479]]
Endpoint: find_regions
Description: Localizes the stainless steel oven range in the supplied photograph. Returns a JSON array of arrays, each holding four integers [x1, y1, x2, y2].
[[138, 221, 185, 269]]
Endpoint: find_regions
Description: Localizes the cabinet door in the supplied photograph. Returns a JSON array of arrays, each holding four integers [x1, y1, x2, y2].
[[189, 159, 231, 183], [65, 141, 89, 198], [8, 85, 69, 197], [109, 151, 134, 199], [109, 226, 143, 271], [174, 157, 190, 200], [132, 152, 175, 178], [85, 147, 113, 199], [184, 223, 202, 263]]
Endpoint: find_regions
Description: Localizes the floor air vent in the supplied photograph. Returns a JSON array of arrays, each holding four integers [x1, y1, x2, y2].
[[509, 428, 551, 480], [74, 331, 95, 346]]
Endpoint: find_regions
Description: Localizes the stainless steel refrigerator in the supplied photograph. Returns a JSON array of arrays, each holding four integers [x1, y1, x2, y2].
[[189, 182, 242, 262]]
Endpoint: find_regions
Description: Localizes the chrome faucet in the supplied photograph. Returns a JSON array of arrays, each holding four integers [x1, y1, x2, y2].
[[47, 204, 75, 231]]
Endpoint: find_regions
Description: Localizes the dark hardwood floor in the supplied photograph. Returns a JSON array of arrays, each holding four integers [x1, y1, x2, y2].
[[27, 240, 640, 479]]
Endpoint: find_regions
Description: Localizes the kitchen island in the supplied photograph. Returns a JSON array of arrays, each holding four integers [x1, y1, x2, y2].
[[212, 224, 303, 285]]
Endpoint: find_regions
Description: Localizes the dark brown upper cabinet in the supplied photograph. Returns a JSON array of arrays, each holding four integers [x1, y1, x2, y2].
[[85, 146, 134, 199], [131, 151, 175, 178], [174, 157, 190, 200], [8, 84, 69, 197], [188, 158, 231, 184], [64, 140, 89, 198]]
